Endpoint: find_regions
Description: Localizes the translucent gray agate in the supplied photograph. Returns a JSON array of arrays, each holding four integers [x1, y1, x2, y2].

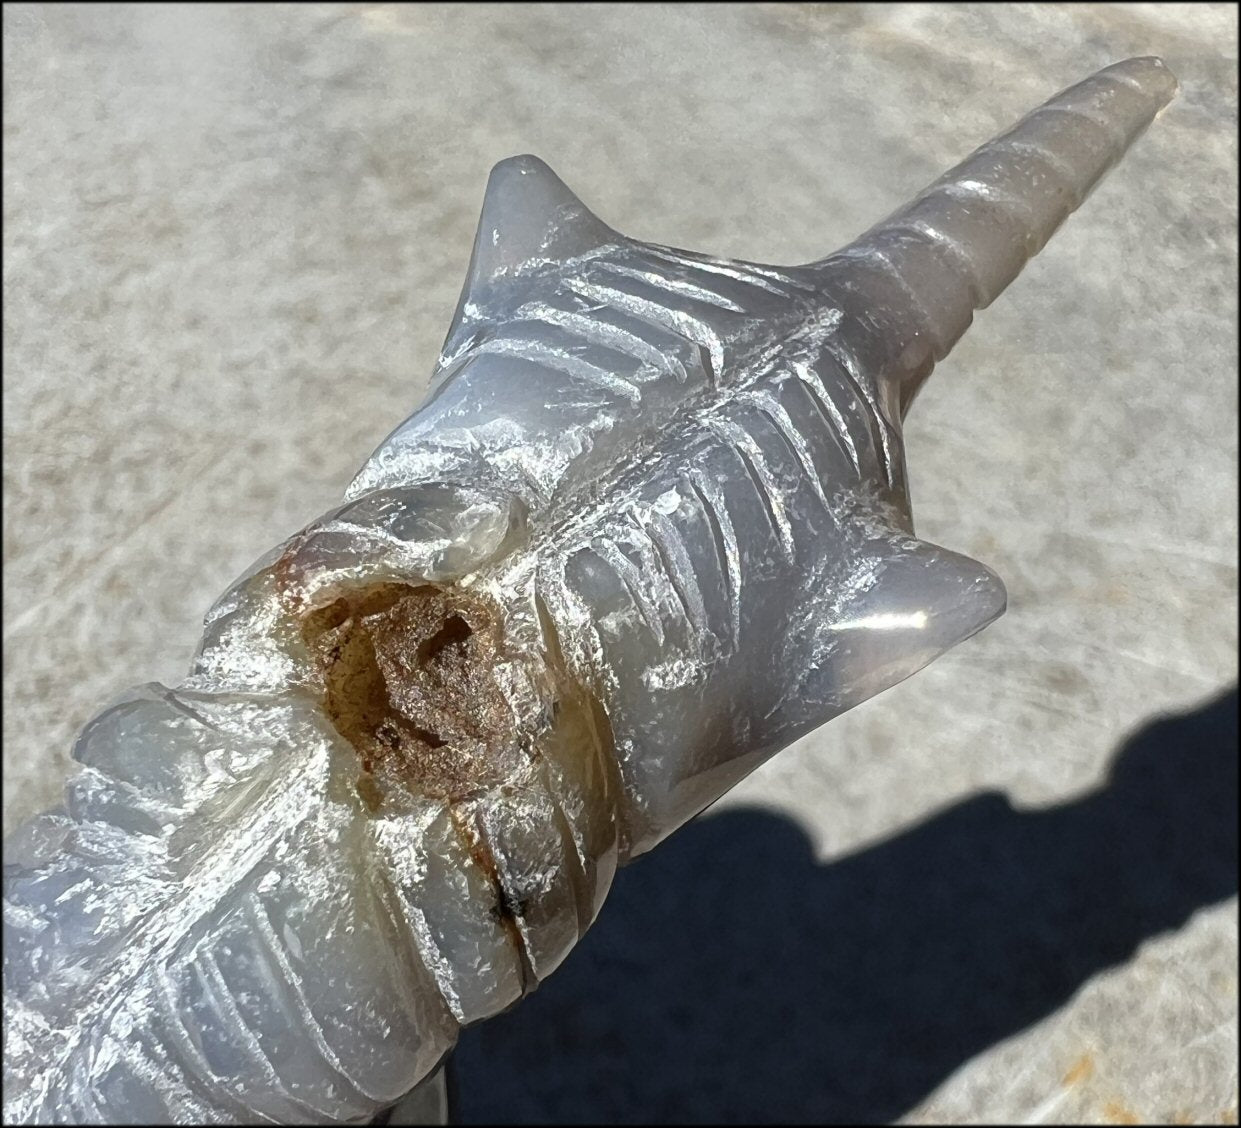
[[3, 58, 1177, 1125]]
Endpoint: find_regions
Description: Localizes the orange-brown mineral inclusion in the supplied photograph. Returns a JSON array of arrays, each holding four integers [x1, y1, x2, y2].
[[300, 583, 514, 809]]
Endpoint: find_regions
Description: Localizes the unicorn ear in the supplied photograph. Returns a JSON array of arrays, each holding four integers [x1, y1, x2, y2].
[[463, 154, 617, 289], [813, 536, 1008, 715]]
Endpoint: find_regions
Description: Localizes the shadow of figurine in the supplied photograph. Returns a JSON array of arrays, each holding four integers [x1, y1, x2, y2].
[[451, 688, 1238, 1124]]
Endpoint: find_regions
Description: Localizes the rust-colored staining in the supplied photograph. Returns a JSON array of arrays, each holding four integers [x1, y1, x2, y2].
[[273, 531, 314, 615], [1062, 1053, 1095, 1087], [1102, 1100, 1142, 1125], [300, 581, 515, 810], [301, 576, 618, 974], [355, 773, 385, 813], [447, 804, 531, 988]]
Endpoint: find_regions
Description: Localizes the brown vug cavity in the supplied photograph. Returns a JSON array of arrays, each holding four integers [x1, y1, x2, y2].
[[300, 582, 514, 809]]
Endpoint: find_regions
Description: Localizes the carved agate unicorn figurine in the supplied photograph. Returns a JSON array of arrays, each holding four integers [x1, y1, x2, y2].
[[4, 57, 1177, 1125]]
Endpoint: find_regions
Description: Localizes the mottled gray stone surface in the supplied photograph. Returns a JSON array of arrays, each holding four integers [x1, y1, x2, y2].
[[3, 3, 1236, 1124]]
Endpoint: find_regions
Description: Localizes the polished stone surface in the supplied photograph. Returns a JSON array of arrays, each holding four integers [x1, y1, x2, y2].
[[4, 3, 1236, 1123]]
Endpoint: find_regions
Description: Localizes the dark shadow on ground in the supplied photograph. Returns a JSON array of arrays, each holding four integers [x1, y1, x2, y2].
[[452, 688, 1238, 1124]]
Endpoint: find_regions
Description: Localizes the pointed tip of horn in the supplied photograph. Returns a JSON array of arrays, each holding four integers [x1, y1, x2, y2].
[[1101, 56, 1179, 108], [808, 57, 1179, 405]]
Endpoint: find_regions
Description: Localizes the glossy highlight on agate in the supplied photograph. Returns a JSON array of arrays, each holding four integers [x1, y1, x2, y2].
[[3, 57, 1177, 1125]]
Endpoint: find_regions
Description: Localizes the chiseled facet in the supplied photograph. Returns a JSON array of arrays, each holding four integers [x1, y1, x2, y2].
[[3, 58, 1176, 1124]]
